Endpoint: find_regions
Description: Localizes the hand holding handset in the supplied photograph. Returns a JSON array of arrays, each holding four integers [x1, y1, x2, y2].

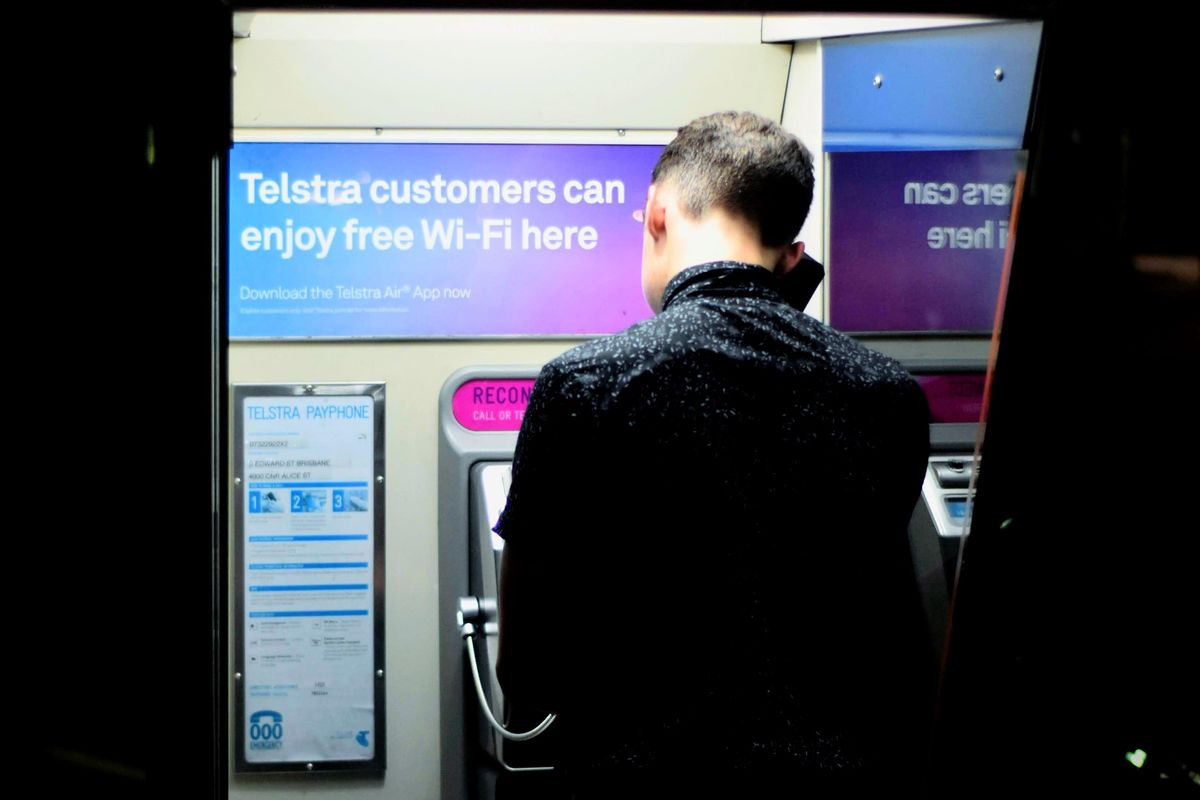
[[778, 252, 824, 311]]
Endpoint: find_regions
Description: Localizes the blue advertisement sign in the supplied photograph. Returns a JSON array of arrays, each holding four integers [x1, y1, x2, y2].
[[828, 150, 1022, 333], [229, 142, 663, 339]]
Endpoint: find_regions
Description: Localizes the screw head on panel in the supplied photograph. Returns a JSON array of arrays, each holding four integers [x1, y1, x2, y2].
[[873, 74, 883, 89]]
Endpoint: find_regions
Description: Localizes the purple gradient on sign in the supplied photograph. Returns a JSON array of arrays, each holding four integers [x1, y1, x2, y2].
[[915, 373, 985, 424], [829, 150, 1021, 333], [452, 379, 536, 431], [230, 142, 662, 338]]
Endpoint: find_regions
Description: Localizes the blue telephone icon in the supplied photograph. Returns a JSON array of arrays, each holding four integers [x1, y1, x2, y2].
[[249, 710, 283, 742]]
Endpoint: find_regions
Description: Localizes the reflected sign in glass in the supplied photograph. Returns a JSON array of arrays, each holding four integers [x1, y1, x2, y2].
[[229, 142, 663, 338], [915, 373, 986, 424], [828, 150, 1022, 333]]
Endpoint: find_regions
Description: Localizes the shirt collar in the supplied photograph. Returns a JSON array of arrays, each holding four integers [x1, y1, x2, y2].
[[660, 261, 782, 311]]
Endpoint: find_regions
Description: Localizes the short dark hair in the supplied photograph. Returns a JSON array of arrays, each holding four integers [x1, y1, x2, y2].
[[651, 111, 815, 248]]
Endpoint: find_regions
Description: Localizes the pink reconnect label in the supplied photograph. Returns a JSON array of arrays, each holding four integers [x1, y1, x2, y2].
[[451, 379, 537, 431]]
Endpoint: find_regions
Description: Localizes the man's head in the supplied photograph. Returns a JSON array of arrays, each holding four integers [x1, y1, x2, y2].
[[641, 111, 815, 311]]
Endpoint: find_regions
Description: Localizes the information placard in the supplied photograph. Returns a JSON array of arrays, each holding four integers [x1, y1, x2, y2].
[[234, 384, 385, 772]]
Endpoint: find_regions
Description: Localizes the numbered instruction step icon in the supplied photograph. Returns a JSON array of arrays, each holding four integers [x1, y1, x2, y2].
[[248, 490, 285, 513], [290, 490, 328, 513], [333, 489, 369, 512]]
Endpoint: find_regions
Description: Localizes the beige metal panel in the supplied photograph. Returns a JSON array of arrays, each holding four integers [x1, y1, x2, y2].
[[234, 129, 674, 145], [233, 39, 791, 129], [228, 339, 573, 800], [761, 14, 999, 43], [780, 40, 824, 322], [245, 11, 766, 44]]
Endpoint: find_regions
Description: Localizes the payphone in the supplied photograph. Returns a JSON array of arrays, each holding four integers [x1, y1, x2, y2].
[[438, 367, 559, 800], [438, 364, 985, 795], [900, 365, 987, 660], [433, 254, 988, 798]]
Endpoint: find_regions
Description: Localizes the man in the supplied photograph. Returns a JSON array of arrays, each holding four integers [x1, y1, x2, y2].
[[495, 111, 933, 797]]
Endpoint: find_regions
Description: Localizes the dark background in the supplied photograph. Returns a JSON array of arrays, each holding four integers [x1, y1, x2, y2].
[[23, 3, 1195, 798]]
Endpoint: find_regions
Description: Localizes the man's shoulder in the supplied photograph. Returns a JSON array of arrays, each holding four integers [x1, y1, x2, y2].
[[540, 315, 669, 384], [539, 309, 921, 409], [822, 331, 930, 441], [816, 324, 920, 391]]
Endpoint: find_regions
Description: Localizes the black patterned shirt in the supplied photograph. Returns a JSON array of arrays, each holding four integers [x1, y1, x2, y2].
[[496, 261, 932, 790]]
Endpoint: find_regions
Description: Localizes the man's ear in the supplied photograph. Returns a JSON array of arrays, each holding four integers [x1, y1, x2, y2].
[[773, 240, 805, 276], [645, 184, 668, 242]]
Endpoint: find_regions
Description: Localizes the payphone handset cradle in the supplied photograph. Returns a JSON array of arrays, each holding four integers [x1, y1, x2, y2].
[[458, 596, 557, 741]]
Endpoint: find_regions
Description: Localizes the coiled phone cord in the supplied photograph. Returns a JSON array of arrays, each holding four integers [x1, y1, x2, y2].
[[462, 622, 557, 741]]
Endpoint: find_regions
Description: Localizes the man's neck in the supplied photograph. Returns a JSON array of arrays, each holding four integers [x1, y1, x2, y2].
[[667, 212, 777, 281]]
